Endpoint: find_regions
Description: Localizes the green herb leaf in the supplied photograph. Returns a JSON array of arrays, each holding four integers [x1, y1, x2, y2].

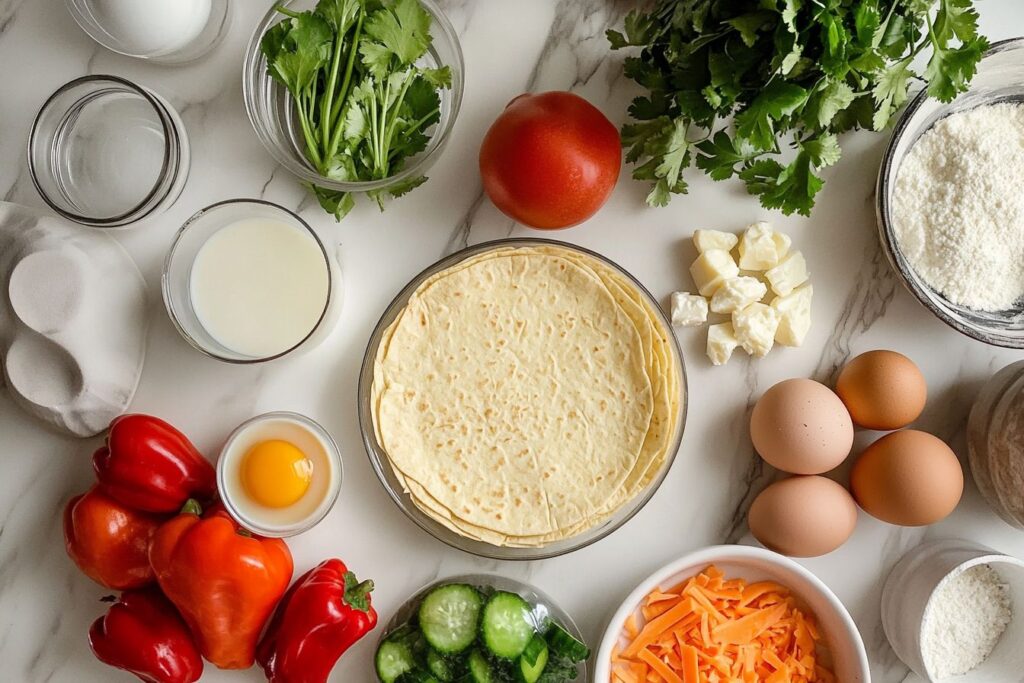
[[264, 12, 334, 98], [734, 82, 808, 151], [612, 0, 986, 216], [360, 0, 432, 74], [809, 79, 856, 128], [871, 58, 912, 130], [695, 131, 759, 181], [924, 38, 988, 102]]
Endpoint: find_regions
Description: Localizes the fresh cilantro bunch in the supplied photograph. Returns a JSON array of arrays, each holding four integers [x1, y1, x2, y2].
[[608, 0, 988, 216], [262, 0, 451, 220]]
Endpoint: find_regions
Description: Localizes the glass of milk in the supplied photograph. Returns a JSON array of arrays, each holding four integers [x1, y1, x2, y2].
[[163, 199, 342, 363], [66, 0, 231, 64]]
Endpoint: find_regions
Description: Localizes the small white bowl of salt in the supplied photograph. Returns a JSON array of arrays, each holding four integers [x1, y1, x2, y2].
[[882, 539, 1024, 682]]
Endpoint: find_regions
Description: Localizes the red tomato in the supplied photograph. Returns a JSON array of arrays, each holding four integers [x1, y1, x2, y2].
[[479, 91, 621, 230]]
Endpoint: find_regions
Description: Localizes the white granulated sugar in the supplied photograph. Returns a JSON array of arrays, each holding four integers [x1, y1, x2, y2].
[[922, 564, 1013, 678], [892, 102, 1024, 312]]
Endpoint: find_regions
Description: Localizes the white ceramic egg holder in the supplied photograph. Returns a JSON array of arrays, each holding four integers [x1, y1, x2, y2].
[[0, 202, 147, 437]]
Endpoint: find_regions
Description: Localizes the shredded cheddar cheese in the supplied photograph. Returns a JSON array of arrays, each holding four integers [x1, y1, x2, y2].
[[611, 565, 836, 683]]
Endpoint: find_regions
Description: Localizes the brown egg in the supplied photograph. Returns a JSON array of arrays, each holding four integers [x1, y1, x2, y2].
[[836, 350, 927, 430], [750, 378, 854, 474], [851, 429, 963, 526], [748, 476, 858, 557]]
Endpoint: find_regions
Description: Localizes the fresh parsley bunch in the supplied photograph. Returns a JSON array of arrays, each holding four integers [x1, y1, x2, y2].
[[608, 0, 988, 216], [262, 0, 451, 220]]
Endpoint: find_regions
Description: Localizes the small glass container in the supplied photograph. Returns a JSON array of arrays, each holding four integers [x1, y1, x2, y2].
[[242, 0, 464, 199], [967, 360, 1024, 529], [882, 539, 1024, 682], [876, 38, 1024, 348], [217, 411, 343, 538], [28, 75, 190, 227], [66, 0, 231, 64], [162, 199, 342, 364]]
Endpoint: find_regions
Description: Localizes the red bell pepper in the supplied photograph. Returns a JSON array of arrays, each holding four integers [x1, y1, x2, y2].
[[150, 501, 293, 670], [257, 559, 378, 683], [64, 486, 163, 590], [94, 414, 216, 514], [88, 588, 203, 683]]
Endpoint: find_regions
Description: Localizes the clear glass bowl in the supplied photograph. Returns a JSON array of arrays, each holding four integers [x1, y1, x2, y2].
[[216, 411, 343, 538], [376, 573, 589, 681], [242, 0, 464, 195], [162, 199, 340, 363], [65, 0, 232, 64], [358, 239, 688, 560], [876, 38, 1024, 348], [28, 75, 189, 227]]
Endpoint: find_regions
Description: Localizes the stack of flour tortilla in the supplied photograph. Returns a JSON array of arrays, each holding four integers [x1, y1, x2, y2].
[[371, 244, 683, 547]]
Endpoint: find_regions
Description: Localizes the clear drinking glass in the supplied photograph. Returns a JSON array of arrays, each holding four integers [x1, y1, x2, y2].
[[162, 199, 342, 364], [65, 0, 232, 64], [28, 75, 190, 227]]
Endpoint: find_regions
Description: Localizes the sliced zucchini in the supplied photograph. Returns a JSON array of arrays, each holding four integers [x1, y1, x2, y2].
[[517, 634, 549, 683], [418, 583, 484, 655], [544, 622, 590, 663], [467, 649, 496, 683], [425, 648, 458, 682], [482, 591, 536, 659], [376, 637, 417, 683]]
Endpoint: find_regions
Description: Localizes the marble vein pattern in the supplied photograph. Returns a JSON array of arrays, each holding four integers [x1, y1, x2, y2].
[[0, 1, 1023, 682]]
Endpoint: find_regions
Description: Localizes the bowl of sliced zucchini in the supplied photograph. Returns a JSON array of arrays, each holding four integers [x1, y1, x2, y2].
[[375, 574, 590, 682]]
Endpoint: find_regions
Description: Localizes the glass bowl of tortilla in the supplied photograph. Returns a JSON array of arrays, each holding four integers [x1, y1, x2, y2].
[[358, 239, 687, 560]]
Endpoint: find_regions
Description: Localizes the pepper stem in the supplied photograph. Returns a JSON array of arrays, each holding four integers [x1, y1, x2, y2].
[[181, 499, 203, 516], [343, 571, 375, 612]]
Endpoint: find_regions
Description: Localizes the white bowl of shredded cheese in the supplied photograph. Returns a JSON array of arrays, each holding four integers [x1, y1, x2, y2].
[[882, 539, 1024, 682], [877, 38, 1024, 348]]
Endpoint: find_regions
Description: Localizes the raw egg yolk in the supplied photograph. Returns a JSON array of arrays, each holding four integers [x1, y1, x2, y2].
[[241, 440, 312, 508]]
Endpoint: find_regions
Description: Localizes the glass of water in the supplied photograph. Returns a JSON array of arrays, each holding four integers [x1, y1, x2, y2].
[[28, 75, 190, 228]]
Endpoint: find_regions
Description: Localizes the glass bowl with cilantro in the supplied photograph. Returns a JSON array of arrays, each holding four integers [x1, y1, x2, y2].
[[244, 0, 464, 221], [375, 574, 590, 683]]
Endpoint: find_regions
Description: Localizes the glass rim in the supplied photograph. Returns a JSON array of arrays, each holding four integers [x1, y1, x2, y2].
[[357, 238, 689, 561], [161, 198, 334, 364], [241, 0, 466, 192], [215, 410, 344, 538], [27, 74, 180, 227], [875, 37, 1024, 349], [64, 0, 231, 64]]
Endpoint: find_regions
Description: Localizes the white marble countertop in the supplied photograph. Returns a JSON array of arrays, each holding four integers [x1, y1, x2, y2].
[[2, 1, 1024, 681]]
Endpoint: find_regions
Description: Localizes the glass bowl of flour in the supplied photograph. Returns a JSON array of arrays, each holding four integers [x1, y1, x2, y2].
[[877, 38, 1024, 348]]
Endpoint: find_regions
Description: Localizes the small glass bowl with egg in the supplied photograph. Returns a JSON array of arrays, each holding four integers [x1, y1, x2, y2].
[[217, 412, 342, 537]]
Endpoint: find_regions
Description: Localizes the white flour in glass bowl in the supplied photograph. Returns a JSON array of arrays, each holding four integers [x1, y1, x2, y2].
[[892, 102, 1024, 312]]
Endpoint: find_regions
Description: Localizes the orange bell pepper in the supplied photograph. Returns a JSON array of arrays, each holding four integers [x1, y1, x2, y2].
[[149, 501, 293, 670]]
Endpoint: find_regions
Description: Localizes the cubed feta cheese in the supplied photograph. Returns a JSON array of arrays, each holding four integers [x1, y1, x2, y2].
[[671, 292, 708, 327], [738, 222, 791, 270], [693, 229, 739, 254], [732, 303, 779, 357], [709, 276, 768, 314], [771, 284, 813, 347], [689, 249, 739, 297], [706, 322, 741, 366], [765, 251, 809, 297]]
